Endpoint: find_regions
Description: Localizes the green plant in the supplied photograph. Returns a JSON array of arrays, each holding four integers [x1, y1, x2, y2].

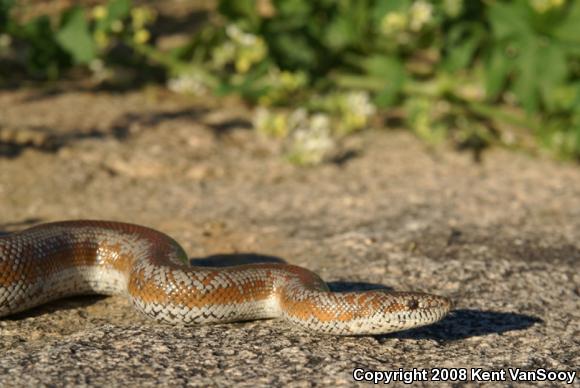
[[2, 0, 580, 164], [0, 0, 155, 80], [483, 0, 580, 158], [168, 0, 580, 161]]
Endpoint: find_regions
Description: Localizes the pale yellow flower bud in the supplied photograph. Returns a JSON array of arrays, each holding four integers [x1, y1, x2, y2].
[[92, 5, 107, 20], [133, 29, 150, 44]]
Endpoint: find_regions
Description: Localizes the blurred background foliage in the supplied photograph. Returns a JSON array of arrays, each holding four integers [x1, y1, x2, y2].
[[1, 0, 580, 164]]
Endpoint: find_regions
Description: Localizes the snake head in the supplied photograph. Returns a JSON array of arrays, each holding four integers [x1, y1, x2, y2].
[[357, 291, 453, 335], [282, 288, 453, 335], [325, 290, 453, 335]]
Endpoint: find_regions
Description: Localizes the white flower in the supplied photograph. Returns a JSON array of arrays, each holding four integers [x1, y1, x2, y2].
[[222, 24, 267, 73], [253, 107, 337, 164], [347, 91, 376, 118], [409, 1, 433, 32], [253, 107, 288, 137], [167, 73, 207, 95], [288, 108, 309, 130], [289, 113, 334, 165], [335, 91, 376, 133], [309, 113, 331, 133], [211, 42, 236, 69], [226, 24, 259, 46], [253, 107, 270, 131], [381, 12, 407, 35]]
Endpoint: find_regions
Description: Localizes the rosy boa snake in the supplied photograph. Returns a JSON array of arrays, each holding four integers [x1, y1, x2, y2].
[[0, 220, 451, 335]]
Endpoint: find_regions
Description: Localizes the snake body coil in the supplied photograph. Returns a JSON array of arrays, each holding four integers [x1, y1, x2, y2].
[[0, 221, 451, 335]]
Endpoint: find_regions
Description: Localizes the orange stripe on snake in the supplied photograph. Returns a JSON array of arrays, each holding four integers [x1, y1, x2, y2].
[[0, 220, 452, 335]]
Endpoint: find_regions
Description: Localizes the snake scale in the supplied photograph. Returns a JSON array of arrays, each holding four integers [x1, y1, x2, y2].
[[0, 220, 451, 335]]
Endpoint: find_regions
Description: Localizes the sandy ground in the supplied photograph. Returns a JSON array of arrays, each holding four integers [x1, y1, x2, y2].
[[0, 87, 579, 386]]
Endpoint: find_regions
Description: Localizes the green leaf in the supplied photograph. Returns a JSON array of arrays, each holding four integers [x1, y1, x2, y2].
[[95, 0, 131, 31], [21, 15, 69, 78], [107, 0, 131, 22], [512, 36, 538, 113], [217, 60, 270, 99], [371, 0, 410, 24], [485, 45, 511, 100], [273, 0, 312, 18], [218, 0, 258, 25], [0, 0, 15, 31], [488, 1, 531, 40], [537, 43, 568, 111], [509, 37, 568, 114], [553, 1, 580, 43], [322, 0, 370, 51], [56, 7, 96, 64], [363, 55, 405, 107], [324, 16, 356, 50], [444, 23, 484, 72], [362, 54, 396, 77], [346, 0, 370, 33], [269, 33, 317, 70]]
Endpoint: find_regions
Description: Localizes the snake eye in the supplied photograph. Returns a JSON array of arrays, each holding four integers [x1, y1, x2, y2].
[[406, 298, 419, 310]]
